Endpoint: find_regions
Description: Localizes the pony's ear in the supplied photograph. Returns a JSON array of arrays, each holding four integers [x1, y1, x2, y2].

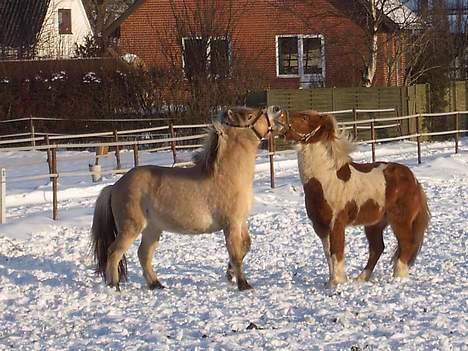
[[222, 109, 235, 124]]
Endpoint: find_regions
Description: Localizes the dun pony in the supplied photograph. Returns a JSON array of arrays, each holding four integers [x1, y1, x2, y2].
[[91, 106, 279, 291]]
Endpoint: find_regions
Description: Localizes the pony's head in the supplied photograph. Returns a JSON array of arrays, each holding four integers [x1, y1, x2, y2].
[[193, 106, 277, 174], [215, 106, 278, 141], [273, 109, 338, 144]]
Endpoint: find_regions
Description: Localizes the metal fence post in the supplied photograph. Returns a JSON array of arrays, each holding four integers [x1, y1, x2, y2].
[[0, 168, 6, 224], [370, 120, 376, 162], [455, 112, 459, 154], [416, 114, 422, 164], [51, 148, 58, 220], [44, 134, 53, 174], [29, 117, 36, 149], [352, 107, 358, 139], [113, 130, 121, 170], [169, 123, 177, 164], [133, 143, 139, 167], [268, 134, 276, 189]]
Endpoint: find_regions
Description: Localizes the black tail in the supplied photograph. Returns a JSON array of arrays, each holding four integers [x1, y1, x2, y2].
[[90, 185, 127, 281]]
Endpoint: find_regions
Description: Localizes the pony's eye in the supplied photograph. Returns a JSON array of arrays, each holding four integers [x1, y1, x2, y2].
[[248, 114, 255, 120]]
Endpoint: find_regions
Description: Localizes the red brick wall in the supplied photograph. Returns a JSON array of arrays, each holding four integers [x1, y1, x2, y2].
[[118, 0, 403, 88], [374, 32, 407, 86]]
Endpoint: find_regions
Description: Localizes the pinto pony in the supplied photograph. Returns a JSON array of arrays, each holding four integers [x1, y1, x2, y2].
[[91, 106, 278, 291], [274, 110, 430, 287]]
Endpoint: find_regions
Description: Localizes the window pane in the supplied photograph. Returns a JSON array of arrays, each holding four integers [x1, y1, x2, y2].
[[183, 38, 208, 79], [303, 37, 322, 75], [278, 37, 298, 75], [210, 38, 230, 77], [58, 9, 72, 34]]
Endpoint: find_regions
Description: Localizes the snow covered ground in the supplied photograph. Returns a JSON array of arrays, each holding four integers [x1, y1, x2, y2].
[[0, 139, 466, 350]]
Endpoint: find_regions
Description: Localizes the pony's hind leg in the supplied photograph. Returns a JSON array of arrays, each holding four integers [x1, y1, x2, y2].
[[106, 220, 144, 289], [224, 224, 252, 291], [138, 226, 164, 289], [226, 223, 251, 283], [357, 221, 387, 282], [389, 221, 414, 278]]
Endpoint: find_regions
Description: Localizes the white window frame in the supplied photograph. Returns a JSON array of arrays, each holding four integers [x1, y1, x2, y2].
[[275, 34, 326, 82], [181, 36, 232, 78]]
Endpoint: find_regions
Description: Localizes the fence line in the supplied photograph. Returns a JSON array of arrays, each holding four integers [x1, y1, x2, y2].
[[0, 116, 169, 123], [0, 108, 466, 222]]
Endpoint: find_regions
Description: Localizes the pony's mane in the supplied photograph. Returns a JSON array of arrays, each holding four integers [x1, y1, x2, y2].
[[192, 120, 226, 175], [324, 114, 355, 169]]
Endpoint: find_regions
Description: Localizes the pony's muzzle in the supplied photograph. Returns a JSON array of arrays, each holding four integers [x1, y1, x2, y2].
[[267, 105, 289, 135]]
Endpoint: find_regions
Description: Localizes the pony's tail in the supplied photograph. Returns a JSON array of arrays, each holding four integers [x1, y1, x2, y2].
[[91, 185, 127, 282], [393, 183, 431, 266]]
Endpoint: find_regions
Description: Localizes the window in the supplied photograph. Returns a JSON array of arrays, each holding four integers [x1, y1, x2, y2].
[[278, 36, 299, 75], [276, 35, 325, 82], [58, 9, 72, 34], [182, 37, 230, 79], [303, 37, 322, 75]]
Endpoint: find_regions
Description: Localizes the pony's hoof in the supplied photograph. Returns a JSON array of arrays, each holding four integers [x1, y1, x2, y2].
[[226, 263, 235, 282], [238, 281, 253, 291], [107, 283, 121, 292], [226, 271, 235, 282], [326, 276, 347, 288], [149, 281, 165, 290], [393, 260, 409, 279], [356, 270, 372, 282]]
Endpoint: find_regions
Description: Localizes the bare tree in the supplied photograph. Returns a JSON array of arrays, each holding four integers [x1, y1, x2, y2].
[[347, 0, 423, 86], [449, 0, 468, 80], [148, 0, 266, 121]]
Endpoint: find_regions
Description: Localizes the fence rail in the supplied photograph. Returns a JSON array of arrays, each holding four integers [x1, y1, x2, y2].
[[0, 109, 466, 222]]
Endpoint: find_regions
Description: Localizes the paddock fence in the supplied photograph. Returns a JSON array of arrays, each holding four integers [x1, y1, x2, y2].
[[0, 109, 466, 222]]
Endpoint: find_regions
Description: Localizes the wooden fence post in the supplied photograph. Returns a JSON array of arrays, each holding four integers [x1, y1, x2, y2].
[[352, 107, 358, 139], [0, 168, 6, 224], [370, 120, 376, 163], [51, 148, 58, 220], [113, 130, 121, 170], [169, 123, 177, 164], [133, 143, 139, 167], [416, 114, 422, 164], [30, 117, 36, 148], [455, 112, 459, 154], [268, 134, 275, 189]]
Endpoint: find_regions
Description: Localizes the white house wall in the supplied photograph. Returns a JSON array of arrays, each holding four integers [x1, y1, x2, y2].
[[37, 0, 92, 58]]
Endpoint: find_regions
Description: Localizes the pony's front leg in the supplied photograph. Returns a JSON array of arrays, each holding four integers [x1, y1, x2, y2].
[[327, 222, 347, 288], [224, 224, 252, 291], [319, 235, 333, 284], [226, 223, 251, 283]]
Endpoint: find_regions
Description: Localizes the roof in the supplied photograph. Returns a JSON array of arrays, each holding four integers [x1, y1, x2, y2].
[[328, 0, 420, 31], [380, 0, 419, 29], [102, 0, 146, 38], [104, 0, 418, 38], [0, 0, 51, 49]]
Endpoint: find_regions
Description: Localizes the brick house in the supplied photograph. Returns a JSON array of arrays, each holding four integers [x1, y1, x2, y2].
[[105, 0, 409, 88]]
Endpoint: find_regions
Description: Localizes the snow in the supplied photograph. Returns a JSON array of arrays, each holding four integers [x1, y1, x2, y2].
[[0, 139, 467, 350]]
